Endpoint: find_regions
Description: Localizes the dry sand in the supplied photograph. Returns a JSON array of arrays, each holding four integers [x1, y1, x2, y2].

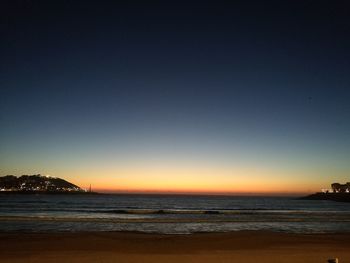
[[0, 231, 349, 263]]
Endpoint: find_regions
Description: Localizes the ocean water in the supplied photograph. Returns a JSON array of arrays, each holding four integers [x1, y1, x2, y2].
[[1, 194, 350, 234]]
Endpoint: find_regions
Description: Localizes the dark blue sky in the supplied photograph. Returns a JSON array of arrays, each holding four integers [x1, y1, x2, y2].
[[1, 1, 349, 192]]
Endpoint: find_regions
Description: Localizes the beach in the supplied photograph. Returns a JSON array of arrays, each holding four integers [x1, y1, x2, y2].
[[1, 231, 350, 263]]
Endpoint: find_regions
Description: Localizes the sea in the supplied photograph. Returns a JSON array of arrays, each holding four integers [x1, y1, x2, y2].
[[1, 194, 350, 234]]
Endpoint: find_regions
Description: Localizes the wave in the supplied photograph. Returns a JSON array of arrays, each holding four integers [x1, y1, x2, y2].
[[2, 206, 350, 216], [0, 200, 49, 204], [74, 208, 350, 215], [0, 210, 350, 223]]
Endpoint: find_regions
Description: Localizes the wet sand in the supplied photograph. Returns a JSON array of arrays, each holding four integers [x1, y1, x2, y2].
[[1, 231, 349, 263]]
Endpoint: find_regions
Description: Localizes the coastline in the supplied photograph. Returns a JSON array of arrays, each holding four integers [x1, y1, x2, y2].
[[301, 192, 350, 203], [0, 191, 101, 195], [1, 231, 350, 263]]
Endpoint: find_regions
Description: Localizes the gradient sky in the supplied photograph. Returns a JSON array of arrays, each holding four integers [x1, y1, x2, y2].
[[1, 1, 350, 194]]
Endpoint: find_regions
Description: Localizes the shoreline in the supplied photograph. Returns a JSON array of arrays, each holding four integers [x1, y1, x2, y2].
[[2, 229, 350, 235], [301, 192, 350, 202], [1, 230, 350, 263]]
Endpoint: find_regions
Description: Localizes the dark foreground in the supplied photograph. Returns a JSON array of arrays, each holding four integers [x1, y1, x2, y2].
[[1, 231, 349, 263], [301, 192, 350, 202]]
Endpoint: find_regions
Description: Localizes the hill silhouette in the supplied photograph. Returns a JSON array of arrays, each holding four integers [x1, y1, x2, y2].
[[0, 174, 83, 192]]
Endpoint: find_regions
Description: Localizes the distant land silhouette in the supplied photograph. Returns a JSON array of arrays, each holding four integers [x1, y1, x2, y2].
[[301, 182, 350, 203], [0, 174, 95, 194]]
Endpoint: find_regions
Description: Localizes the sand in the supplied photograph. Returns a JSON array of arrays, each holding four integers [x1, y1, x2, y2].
[[1, 231, 349, 263]]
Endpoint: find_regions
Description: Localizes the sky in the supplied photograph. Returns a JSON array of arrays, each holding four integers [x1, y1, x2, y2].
[[1, 1, 350, 194]]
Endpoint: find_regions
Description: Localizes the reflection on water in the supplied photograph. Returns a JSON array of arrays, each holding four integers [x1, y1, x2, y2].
[[1, 194, 350, 234]]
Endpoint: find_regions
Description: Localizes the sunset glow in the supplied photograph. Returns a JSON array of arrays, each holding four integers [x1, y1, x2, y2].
[[1, 1, 349, 196]]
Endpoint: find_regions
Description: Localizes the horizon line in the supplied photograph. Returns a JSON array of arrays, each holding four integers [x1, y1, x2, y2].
[[93, 189, 309, 197]]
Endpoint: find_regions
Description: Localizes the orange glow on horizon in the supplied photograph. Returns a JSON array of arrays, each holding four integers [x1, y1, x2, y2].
[[55, 165, 330, 195]]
